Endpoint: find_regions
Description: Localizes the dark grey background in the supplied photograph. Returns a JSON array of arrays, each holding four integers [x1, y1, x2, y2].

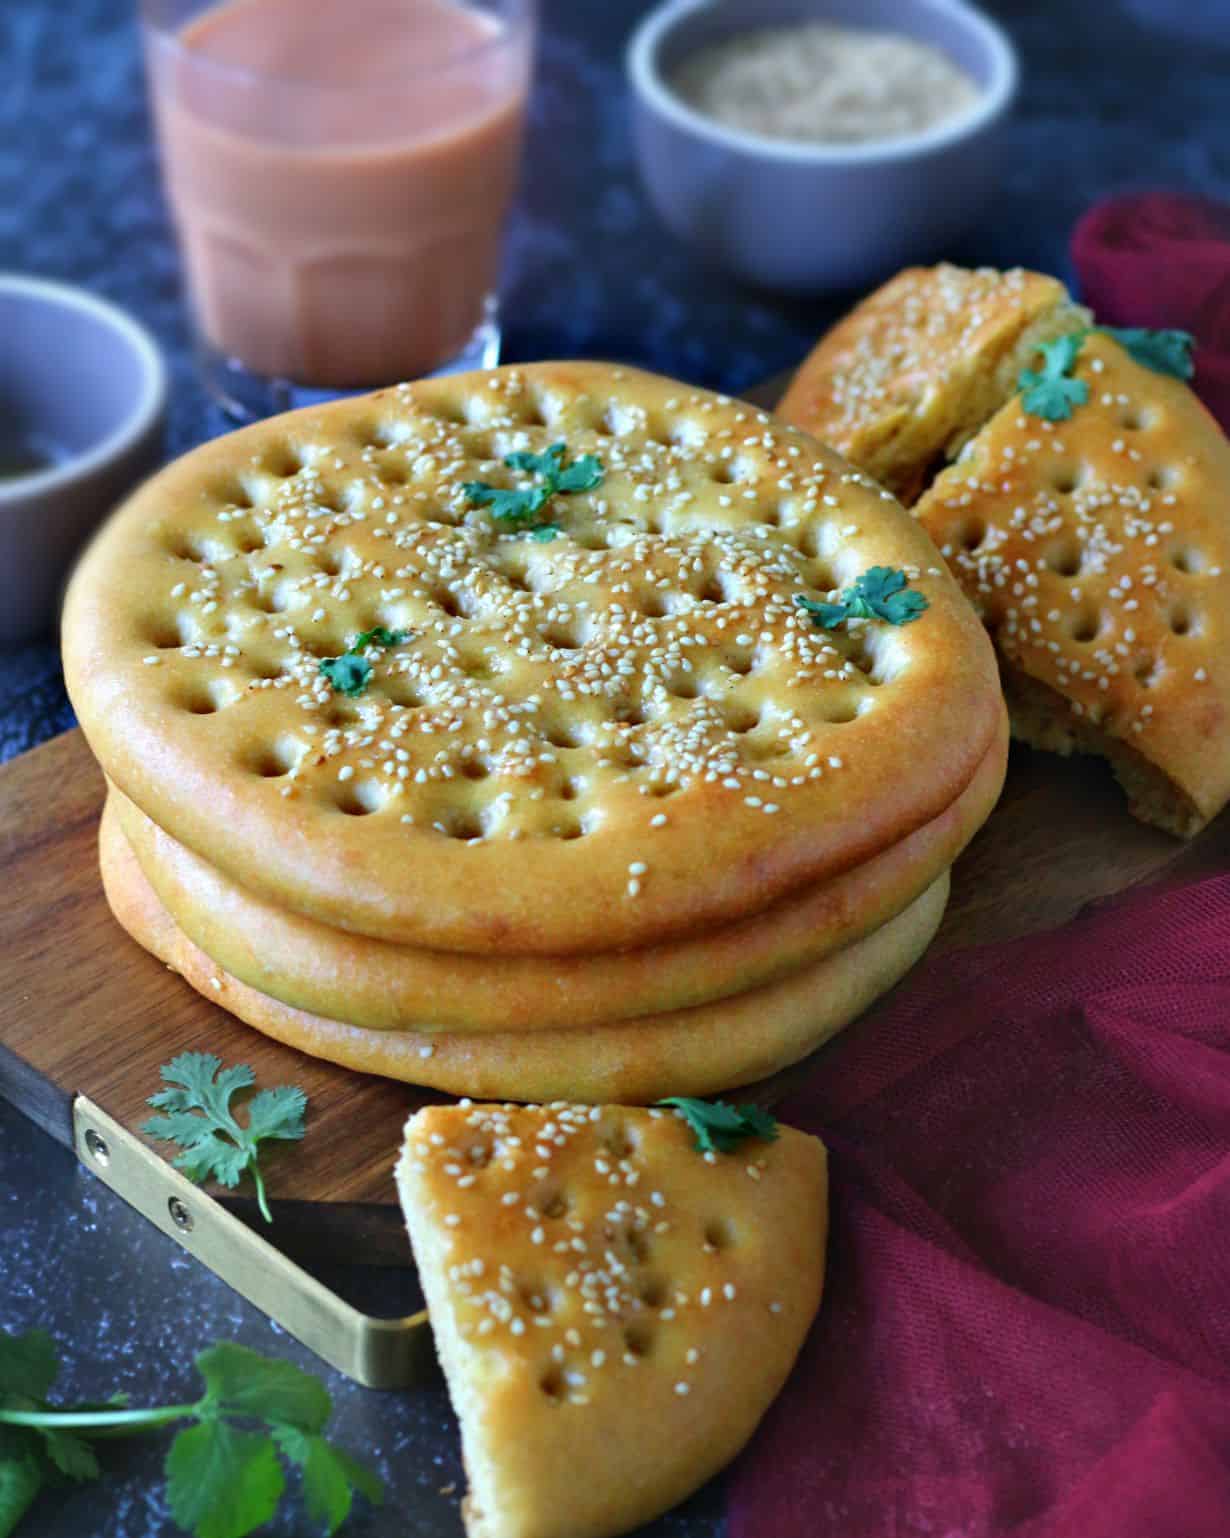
[[2, 0, 1229, 1533]]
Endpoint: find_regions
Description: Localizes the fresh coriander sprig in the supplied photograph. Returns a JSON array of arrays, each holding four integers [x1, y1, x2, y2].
[[462, 440, 604, 533], [795, 566, 928, 633], [318, 627, 408, 699], [142, 1053, 306, 1224], [658, 1097, 778, 1155], [1017, 325, 1195, 424], [0, 1332, 382, 1538], [1017, 333, 1089, 421], [1095, 325, 1195, 380]]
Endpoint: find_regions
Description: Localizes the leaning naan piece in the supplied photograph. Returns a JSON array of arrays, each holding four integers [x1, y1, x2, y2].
[[99, 800, 947, 1102], [65, 361, 1000, 956], [916, 332, 1230, 836], [108, 712, 1003, 1031], [779, 265, 1089, 503], [396, 1103, 826, 1538]]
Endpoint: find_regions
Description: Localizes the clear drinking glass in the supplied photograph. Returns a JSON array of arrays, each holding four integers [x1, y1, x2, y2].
[[140, 0, 535, 421]]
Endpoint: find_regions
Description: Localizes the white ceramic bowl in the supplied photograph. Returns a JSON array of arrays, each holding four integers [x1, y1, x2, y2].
[[628, 0, 1018, 293], [0, 276, 166, 646]]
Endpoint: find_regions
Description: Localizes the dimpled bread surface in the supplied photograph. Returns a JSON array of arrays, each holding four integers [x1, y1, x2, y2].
[[64, 362, 1000, 956], [916, 332, 1230, 836], [395, 1103, 827, 1538], [99, 800, 949, 1102], [779, 265, 1090, 503], [109, 712, 1004, 1032]]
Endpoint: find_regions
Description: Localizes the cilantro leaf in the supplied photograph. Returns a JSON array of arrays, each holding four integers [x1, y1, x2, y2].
[[794, 594, 848, 630], [39, 1428, 99, 1483], [243, 1086, 307, 1145], [796, 567, 928, 633], [737, 1104, 780, 1143], [348, 627, 406, 652], [461, 481, 552, 524], [1097, 326, 1195, 380], [0, 1441, 46, 1538], [657, 1097, 779, 1155], [165, 1421, 284, 1538], [528, 524, 561, 542], [318, 653, 370, 697], [319, 627, 408, 698], [843, 566, 930, 625], [0, 1333, 57, 1403], [463, 441, 605, 535], [503, 442, 566, 478], [553, 453, 604, 493], [1039, 331, 1084, 376], [1019, 370, 1088, 421], [142, 1054, 307, 1224], [1018, 333, 1090, 421], [273, 1426, 382, 1535], [197, 1346, 328, 1435]]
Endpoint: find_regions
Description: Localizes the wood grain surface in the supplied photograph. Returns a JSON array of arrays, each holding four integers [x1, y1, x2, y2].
[[2, 370, 1227, 1260], [2, 725, 1225, 1261]]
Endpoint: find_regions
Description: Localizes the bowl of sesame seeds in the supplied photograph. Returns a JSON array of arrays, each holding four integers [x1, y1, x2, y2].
[[627, 0, 1018, 293]]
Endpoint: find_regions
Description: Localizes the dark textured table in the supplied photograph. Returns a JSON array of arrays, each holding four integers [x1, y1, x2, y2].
[[3, 1, 1229, 1533]]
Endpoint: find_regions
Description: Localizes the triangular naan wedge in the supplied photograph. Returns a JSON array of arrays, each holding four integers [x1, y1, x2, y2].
[[396, 1102, 827, 1538], [916, 331, 1230, 836]]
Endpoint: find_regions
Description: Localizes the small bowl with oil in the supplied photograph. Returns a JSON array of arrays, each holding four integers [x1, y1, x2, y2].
[[0, 275, 166, 645], [628, 0, 1018, 293]]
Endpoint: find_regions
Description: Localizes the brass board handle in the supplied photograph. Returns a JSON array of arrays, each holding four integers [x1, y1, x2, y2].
[[73, 1096, 433, 1389]]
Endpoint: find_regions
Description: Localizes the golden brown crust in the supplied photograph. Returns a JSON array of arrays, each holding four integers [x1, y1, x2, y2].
[[99, 800, 949, 1102], [779, 265, 1085, 502], [110, 711, 1004, 1031], [396, 1103, 826, 1538], [916, 332, 1230, 835], [66, 361, 1000, 954]]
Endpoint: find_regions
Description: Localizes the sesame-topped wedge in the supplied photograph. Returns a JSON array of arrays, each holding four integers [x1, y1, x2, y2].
[[779, 265, 1089, 503], [395, 1101, 826, 1538], [64, 362, 1000, 953], [916, 330, 1230, 836]]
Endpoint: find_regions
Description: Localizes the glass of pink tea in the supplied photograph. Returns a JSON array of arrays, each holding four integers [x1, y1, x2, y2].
[[142, 0, 534, 420]]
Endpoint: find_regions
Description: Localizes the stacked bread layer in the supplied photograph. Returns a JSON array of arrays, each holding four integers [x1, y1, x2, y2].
[[66, 363, 1006, 1101]]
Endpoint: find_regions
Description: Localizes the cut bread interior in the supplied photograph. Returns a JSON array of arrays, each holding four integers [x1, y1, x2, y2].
[[1003, 666, 1203, 839], [396, 1103, 827, 1538]]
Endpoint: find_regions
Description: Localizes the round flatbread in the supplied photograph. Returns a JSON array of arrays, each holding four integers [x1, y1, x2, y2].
[[66, 362, 998, 954], [100, 801, 948, 1103], [109, 713, 1002, 1031]]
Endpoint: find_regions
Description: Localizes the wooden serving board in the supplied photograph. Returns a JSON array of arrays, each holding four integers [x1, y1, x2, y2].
[[4, 724, 1228, 1267], [5, 365, 1230, 1269]]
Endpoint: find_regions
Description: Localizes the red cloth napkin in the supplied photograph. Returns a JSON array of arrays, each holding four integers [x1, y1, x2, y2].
[[1071, 193, 1230, 432], [728, 872, 1230, 1538]]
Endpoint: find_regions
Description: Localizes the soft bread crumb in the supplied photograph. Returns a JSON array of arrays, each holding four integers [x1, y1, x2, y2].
[[1005, 666, 1205, 838]]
